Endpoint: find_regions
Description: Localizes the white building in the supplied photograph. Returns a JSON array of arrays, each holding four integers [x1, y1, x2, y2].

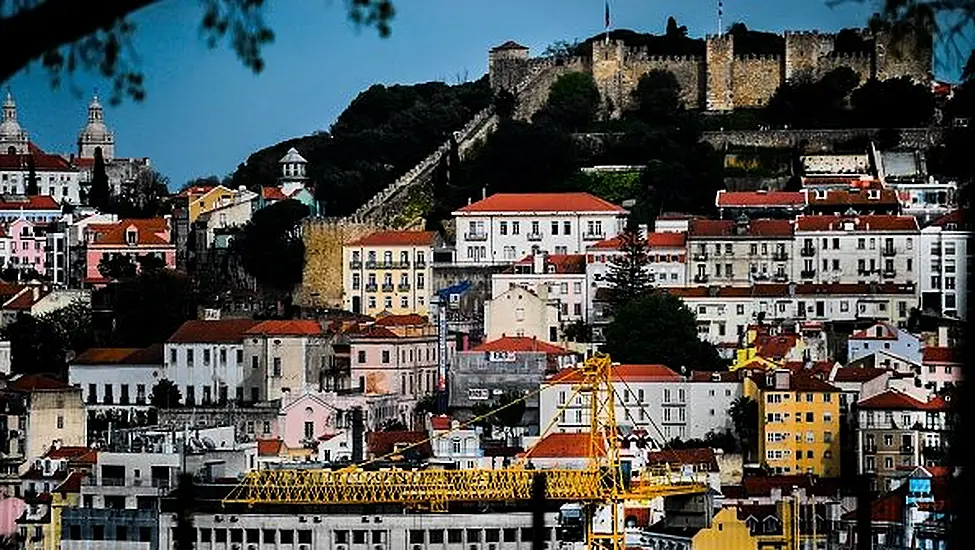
[[687, 217, 794, 286], [538, 365, 742, 443], [586, 230, 687, 292], [69, 345, 163, 408], [162, 319, 259, 406], [240, 319, 329, 402], [793, 215, 920, 286], [193, 187, 259, 248], [428, 415, 486, 469], [490, 253, 589, 323], [452, 192, 627, 266], [277, 147, 308, 196], [919, 210, 970, 319], [875, 149, 956, 223], [483, 285, 561, 343]]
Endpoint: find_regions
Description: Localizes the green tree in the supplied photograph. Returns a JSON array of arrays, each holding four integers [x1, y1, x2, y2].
[[42, 300, 94, 357], [150, 379, 182, 408], [665, 17, 688, 39], [765, 67, 860, 128], [851, 76, 934, 127], [630, 69, 683, 128], [25, 155, 38, 196], [0, 1, 395, 105], [232, 199, 310, 292], [137, 253, 166, 272], [533, 72, 601, 131], [88, 147, 110, 208], [1, 313, 68, 376], [494, 88, 517, 119], [603, 292, 723, 370], [98, 253, 138, 280], [729, 396, 759, 462], [114, 168, 171, 217], [604, 223, 651, 310], [110, 269, 197, 347]]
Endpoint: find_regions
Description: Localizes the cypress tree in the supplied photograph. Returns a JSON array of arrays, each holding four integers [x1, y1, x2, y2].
[[89, 147, 110, 209], [25, 155, 38, 196]]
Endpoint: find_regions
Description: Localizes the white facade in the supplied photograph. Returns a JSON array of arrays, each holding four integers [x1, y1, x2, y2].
[[585, 232, 688, 315], [0, 164, 81, 203], [452, 193, 627, 266], [195, 188, 258, 247], [919, 213, 970, 319], [483, 285, 561, 343], [793, 215, 920, 286], [69, 364, 158, 409], [163, 321, 256, 406], [81, 452, 181, 509], [490, 256, 589, 323]]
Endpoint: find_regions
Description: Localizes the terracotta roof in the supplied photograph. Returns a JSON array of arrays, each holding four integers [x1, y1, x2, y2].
[[179, 185, 216, 197], [0, 143, 76, 172], [54, 471, 86, 494], [806, 188, 899, 206], [0, 195, 60, 210], [662, 282, 916, 299], [261, 187, 287, 201], [491, 40, 528, 51], [86, 218, 171, 247], [44, 446, 97, 463], [2, 286, 49, 310], [922, 347, 961, 365], [348, 231, 437, 246], [927, 210, 966, 229], [257, 439, 283, 456], [71, 348, 142, 364], [528, 432, 604, 459], [374, 313, 428, 327], [749, 370, 839, 392], [850, 322, 898, 340], [455, 192, 625, 214], [471, 336, 573, 355], [734, 474, 843, 498], [167, 319, 260, 343], [589, 232, 686, 250], [509, 254, 586, 274], [9, 374, 72, 391], [716, 191, 806, 207], [245, 320, 323, 336], [646, 448, 719, 472], [794, 215, 919, 232], [753, 334, 798, 360], [689, 370, 740, 382], [782, 361, 835, 378], [857, 389, 948, 411], [366, 431, 431, 458], [688, 219, 793, 238], [549, 364, 681, 384], [430, 415, 452, 431], [831, 367, 889, 382]]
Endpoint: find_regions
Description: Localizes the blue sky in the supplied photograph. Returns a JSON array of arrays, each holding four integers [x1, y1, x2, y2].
[[5, 0, 959, 188]]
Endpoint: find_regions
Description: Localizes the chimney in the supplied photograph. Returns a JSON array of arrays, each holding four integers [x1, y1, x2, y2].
[[482, 187, 487, 200], [533, 252, 545, 274], [30, 286, 39, 302]]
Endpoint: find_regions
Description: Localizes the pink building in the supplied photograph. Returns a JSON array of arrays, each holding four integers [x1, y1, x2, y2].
[[921, 347, 963, 393], [276, 391, 399, 459], [6, 218, 47, 276], [84, 217, 176, 284]]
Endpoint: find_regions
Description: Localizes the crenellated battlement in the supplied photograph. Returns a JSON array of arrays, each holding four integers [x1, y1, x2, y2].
[[823, 51, 871, 60], [734, 53, 782, 61]]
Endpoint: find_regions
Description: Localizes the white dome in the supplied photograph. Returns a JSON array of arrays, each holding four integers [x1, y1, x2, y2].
[[279, 147, 307, 164], [0, 91, 27, 147], [78, 95, 114, 144]]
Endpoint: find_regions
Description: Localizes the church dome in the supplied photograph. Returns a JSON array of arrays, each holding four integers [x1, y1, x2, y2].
[[77, 95, 114, 145], [0, 91, 28, 149]]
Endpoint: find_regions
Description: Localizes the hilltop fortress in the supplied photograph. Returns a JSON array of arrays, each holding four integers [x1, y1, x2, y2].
[[489, 28, 932, 117]]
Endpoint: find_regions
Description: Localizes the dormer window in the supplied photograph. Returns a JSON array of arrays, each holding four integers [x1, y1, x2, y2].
[[125, 228, 137, 246], [868, 189, 880, 200], [815, 190, 827, 200]]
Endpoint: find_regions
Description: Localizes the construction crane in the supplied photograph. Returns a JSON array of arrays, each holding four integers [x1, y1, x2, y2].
[[431, 279, 472, 414], [223, 353, 708, 550]]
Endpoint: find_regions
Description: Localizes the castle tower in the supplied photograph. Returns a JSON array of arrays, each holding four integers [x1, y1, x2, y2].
[[784, 31, 834, 82], [0, 91, 29, 155], [77, 94, 115, 160], [705, 34, 734, 111], [872, 27, 932, 83], [488, 41, 530, 91], [278, 146, 309, 196], [591, 39, 627, 118]]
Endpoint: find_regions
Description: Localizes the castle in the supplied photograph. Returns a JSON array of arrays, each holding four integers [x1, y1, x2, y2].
[[489, 28, 932, 117]]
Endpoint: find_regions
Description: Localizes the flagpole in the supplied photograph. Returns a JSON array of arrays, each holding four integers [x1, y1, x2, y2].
[[604, 0, 610, 45]]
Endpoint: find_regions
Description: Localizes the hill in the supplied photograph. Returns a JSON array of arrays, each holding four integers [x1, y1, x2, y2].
[[229, 77, 493, 217]]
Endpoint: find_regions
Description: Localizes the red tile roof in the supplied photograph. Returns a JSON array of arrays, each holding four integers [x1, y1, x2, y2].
[[87, 218, 171, 247], [245, 320, 323, 336], [806, 188, 899, 206], [2, 286, 50, 311], [646, 448, 719, 472], [736, 474, 843, 498], [455, 192, 625, 214], [688, 219, 793, 238], [9, 374, 73, 391], [753, 334, 798, 360], [510, 254, 586, 274], [71, 348, 142, 364], [528, 432, 604, 459], [261, 187, 288, 201], [167, 319, 260, 343], [783, 361, 835, 378], [257, 439, 283, 456], [374, 313, 429, 327], [430, 415, 452, 431], [716, 191, 806, 207], [54, 471, 86, 494], [471, 336, 573, 355], [0, 143, 76, 172], [850, 322, 897, 340], [831, 367, 889, 382], [689, 370, 740, 382], [0, 195, 61, 210], [794, 215, 919, 232], [366, 431, 431, 458], [44, 445, 97, 464], [922, 347, 961, 365], [857, 389, 948, 411], [549, 364, 681, 384], [928, 210, 965, 228], [589, 232, 686, 250], [348, 231, 437, 246], [662, 282, 916, 299]]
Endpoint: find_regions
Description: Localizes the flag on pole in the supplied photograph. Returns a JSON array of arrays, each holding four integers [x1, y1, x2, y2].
[[605, 0, 611, 29]]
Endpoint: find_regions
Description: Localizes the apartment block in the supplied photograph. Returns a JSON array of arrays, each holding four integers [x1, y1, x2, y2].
[[686, 218, 794, 286], [343, 230, 438, 317]]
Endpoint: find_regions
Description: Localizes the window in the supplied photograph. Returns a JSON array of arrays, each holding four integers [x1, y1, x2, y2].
[[381, 350, 390, 363], [272, 357, 282, 377], [551, 221, 559, 235], [512, 221, 520, 234], [564, 221, 571, 235], [499, 221, 508, 235], [186, 349, 194, 366], [236, 349, 243, 364], [352, 273, 360, 290]]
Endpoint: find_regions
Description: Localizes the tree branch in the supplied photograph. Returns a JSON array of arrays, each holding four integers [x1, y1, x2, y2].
[[0, 0, 158, 85]]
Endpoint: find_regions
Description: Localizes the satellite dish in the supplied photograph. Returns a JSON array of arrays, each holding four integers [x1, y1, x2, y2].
[[202, 437, 217, 450]]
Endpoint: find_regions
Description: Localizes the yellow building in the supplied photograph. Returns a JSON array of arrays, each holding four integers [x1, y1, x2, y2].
[[744, 369, 841, 477], [692, 507, 759, 549], [183, 184, 235, 224], [343, 231, 438, 317], [10, 375, 86, 471]]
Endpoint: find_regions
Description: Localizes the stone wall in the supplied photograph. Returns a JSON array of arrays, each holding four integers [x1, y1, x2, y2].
[[783, 31, 836, 81], [731, 55, 783, 108], [818, 52, 873, 84], [701, 127, 944, 151], [296, 218, 380, 308]]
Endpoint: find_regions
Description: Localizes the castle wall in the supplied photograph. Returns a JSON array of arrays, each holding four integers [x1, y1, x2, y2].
[[514, 59, 588, 121], [818, 53, 873, 84], [296, 218, 380, 308], [705, 35, 734, 111], [784, 31, 836, 81], [873, 30, 931, 82], [731, 55, 783, 108], [700, 127, 944, 151], [592, 41, 704, 115], [489, 48, 530, 91]]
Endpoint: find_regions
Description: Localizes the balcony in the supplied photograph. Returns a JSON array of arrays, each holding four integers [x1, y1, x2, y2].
[[693, 274, 709, 284], [772, 273, 788, 282], [800, 269, 816, 279], [931, 247, 942, 256], [800, 247, 816, 257], [414, 260, 426, 269], [526, 232, 542, 242], [882, 269, 897, 278], [692, 252, 708, 261], [365, 283, 378, 292], [465, 232, 488, 241], [583, 232, 605, 241], [101, 477, 125, 487], [381, 283, 394, 292], [365, 261, 378, 270], [772, 251, 788, 261], [393, 261, 410, 269], [397, 283, 410, 292], [881, 247, 897, 257], [349, 260, 362, 269]]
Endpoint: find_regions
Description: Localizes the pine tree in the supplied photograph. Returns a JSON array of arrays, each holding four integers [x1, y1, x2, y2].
[[89, 147, 110, 209], [604, 222, 651, 310], [25, 155, 38, 196]]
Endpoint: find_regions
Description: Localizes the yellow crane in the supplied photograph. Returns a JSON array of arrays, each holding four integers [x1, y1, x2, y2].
[[223, 353, 708, 550]]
